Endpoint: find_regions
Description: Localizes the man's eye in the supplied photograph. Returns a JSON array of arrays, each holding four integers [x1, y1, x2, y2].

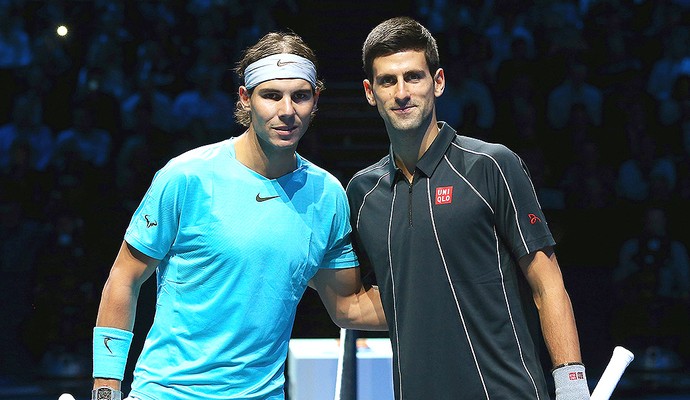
[[293, 92, 310, 101], [380, 77, 395, 86], [263, 93, 281, 100]]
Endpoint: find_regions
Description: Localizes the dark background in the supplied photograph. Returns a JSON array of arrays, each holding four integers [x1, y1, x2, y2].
[[1, 0, 690, 398]]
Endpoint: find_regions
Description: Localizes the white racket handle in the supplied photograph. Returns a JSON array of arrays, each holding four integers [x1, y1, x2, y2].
[[590, 346, 634, 400]]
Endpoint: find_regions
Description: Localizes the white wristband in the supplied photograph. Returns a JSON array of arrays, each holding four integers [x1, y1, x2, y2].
[[552, 363, 590, 400]]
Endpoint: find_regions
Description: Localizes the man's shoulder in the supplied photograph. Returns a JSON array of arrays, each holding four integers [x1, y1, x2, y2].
[[346, 155, 390, 190], [158, 140, 229, 179], [173, 140, 227, 162], [446, 135, 531, 180], [451, 135, 515, 161]]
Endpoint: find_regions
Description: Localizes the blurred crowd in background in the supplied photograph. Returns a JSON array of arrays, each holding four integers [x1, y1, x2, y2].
[[1, 0, 689, 388]]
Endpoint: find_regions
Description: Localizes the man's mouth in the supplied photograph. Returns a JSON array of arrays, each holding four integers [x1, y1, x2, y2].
[[392, 105, 415, 114], [273, 126, 297, 134]]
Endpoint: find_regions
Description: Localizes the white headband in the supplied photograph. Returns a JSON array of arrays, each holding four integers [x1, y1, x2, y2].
[[243, 53, 317, 90]]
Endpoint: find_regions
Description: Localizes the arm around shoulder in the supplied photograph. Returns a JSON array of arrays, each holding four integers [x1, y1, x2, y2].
[[310, 267, 387, 331]]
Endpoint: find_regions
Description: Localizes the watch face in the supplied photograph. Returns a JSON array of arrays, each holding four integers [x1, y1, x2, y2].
[[94, 387, 121, 400], [96, 388, 113, 400]]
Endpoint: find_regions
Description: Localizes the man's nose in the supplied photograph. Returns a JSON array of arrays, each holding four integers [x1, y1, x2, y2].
[[394, 81, 410, 102], [278, 97, 296, 116]]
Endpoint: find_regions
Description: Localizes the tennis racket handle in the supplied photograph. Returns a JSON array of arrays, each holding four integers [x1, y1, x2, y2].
[[590, 346, 634, 400]]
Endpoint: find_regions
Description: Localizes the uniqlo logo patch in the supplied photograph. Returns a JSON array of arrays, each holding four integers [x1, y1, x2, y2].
[[435, 186, 454, 205], [569, 372, 585, 380]]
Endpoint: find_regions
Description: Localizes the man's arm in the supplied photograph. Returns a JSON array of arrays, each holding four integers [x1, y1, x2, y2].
[[93, 240, 159, 390], [309, 267, 387, 331], [522, 247, 591, 399], [519, 247, 581, 366]]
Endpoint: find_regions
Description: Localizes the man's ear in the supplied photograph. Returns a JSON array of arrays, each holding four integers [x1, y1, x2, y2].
[[434, 68, 445, 98], [239, 86, 251, 107], [363, 79, 376, 106], [312, 88, 321, 112]]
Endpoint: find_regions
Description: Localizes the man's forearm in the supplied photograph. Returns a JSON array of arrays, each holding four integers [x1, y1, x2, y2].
[[538, 288, 582, 366], [311, 267, 388, 331], [95, 269, 140, 330], [339, 284, 388, 331], [93, 275, 139, 390]]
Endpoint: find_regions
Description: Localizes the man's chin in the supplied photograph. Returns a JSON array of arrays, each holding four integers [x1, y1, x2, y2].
[[389, 120, 422, 133]]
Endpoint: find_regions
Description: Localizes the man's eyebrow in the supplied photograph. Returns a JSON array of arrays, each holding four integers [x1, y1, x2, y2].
[[404, 68, 427, 76], [256, 88, 281, 94], [255, 87, 313, 97], [375, 73, 396, 81], [376, 69, 427, 80]]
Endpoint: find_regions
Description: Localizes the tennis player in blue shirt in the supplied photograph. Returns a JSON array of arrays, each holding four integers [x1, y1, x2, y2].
[[90, 31, 386, 400]]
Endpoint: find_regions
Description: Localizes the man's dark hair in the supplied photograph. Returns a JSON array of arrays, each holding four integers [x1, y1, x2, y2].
[[362, 17, 440, 82]]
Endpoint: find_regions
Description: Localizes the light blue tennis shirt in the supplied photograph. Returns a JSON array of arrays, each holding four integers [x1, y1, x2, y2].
[[124, 138, 357, 400]]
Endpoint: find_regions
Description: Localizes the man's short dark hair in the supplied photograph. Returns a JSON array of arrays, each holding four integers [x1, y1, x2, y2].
[[362, 17, 440, 82]]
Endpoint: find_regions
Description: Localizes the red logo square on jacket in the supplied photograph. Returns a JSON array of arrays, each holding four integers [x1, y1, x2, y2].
[[435, 186, 454, 205]]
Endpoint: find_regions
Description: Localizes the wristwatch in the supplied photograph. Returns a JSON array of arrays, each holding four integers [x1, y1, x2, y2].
[[92, 387, 122, 400]]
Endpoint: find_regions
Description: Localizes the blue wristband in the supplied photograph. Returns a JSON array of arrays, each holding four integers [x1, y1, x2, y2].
[[93, 327, 134, 380]]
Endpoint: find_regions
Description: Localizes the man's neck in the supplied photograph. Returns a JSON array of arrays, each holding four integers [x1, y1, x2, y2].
[[234, 131, 296, 179], [389, 121, 440, 183]]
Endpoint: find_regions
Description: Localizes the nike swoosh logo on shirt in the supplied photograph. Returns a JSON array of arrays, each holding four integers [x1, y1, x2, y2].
[[256, 193, 280, 202]]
